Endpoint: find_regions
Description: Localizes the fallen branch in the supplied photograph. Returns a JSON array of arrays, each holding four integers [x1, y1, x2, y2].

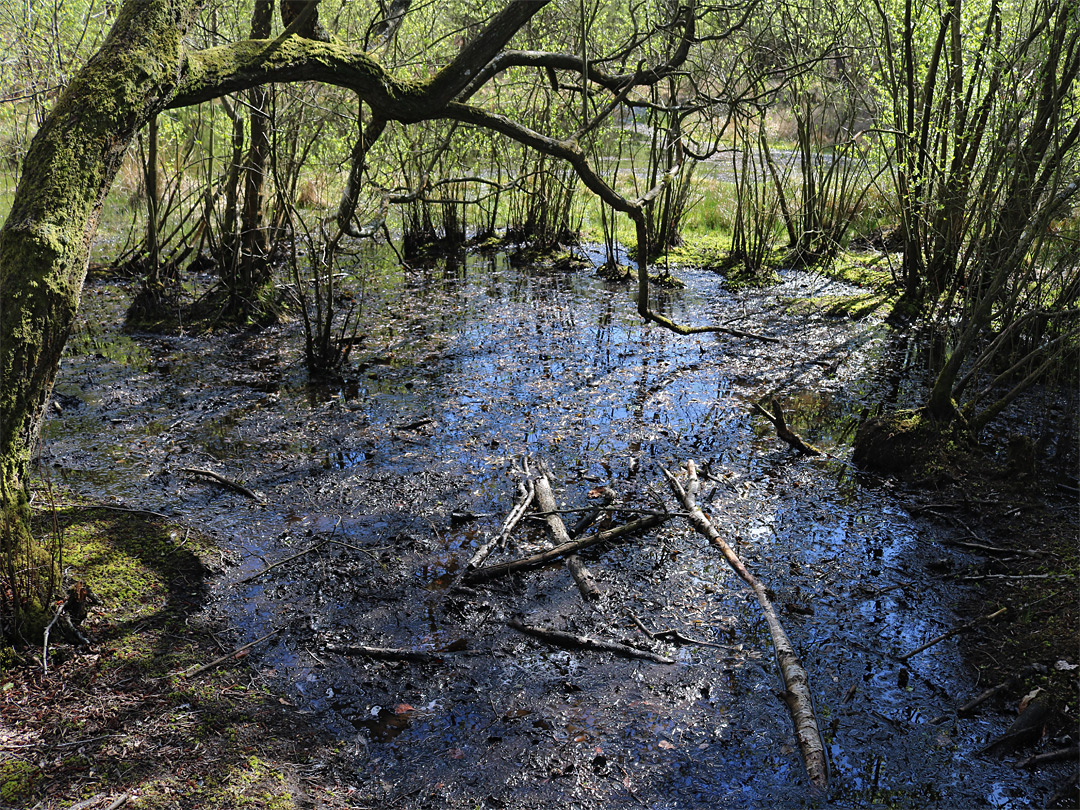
[[463, 513, 671, 583], [957, 664, 1042, 716], [467, 476, 535, 570], [1018, 745, 1080, 769], [324, 643, 443, 663], [928, 664, 1044, 724], [509, 618, 674, 664], [940, 538, 1047, 557], [628, 611, 733, 650], [533, 465, 601, 601], [898, 607, 1007, 662], [69, 794, 127, 810], [1046, 766, 1080, 809], [40, 601, 67, 675], [750, 400, 822, 456], [665, 461, 828, 794], [180, 467, 262, 501], [180, 627, 284, 678], [569, 486, 617, 538]]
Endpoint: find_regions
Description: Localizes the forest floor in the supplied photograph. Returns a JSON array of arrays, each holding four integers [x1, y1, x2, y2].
[[2, 447, 1076, 810]]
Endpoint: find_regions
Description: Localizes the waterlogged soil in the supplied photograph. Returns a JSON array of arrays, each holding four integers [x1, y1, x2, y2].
[[41, 250, 1074, 808]]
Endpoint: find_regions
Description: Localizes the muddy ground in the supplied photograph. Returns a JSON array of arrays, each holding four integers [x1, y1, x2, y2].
[[4, 248, 1078, 808]]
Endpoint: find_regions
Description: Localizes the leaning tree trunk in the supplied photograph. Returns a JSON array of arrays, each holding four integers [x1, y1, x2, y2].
[[0, 0, 192, 635]]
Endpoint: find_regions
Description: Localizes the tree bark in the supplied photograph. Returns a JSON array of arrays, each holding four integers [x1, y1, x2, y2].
[[0, 0, 193, 634], [234, 0, 275, 308]]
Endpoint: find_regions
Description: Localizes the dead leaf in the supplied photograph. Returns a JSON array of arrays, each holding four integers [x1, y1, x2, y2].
[[1018, 687, 1044, 713]]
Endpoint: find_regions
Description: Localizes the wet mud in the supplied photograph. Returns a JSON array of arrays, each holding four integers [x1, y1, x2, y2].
[[42, 250, 1070, 807]]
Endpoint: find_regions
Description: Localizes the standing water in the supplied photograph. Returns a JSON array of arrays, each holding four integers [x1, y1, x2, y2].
[[42, 249, 1053, 808]]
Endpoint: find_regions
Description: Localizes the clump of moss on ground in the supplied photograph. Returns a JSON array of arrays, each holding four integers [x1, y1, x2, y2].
[[0, 490, 352, 809], [785, 292, 891, 320], [853, 409, 975, 483]]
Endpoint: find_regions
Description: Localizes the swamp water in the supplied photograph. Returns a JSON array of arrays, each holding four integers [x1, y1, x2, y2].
[[42, 250, 1054, 808]]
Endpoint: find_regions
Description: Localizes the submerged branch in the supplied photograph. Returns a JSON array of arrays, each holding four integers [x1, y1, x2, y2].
[[509, 618, 674, 664]]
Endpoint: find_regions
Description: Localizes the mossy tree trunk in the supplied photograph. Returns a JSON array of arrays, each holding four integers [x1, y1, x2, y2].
[[0, 0, 193, 635], [232, 0, 275, 313]]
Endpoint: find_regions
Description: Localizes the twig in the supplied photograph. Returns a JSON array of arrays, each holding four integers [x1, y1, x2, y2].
[[180, 467, 262, 501], [463, 513, 671, 583], [67, 794, 106, 810], [41, 601, 67, 675], [957, 573, 1071, 581], [628, 610, 733, 650], [1015, 747, 1075, 768], [1045, 766, 1079, 809], [898, 607, 1007, 661], [1018, 745, 1080, 769], [928, 664, 1043, 724], [31, 501, 173, 520], [180, 627, 284, 678], [69, 795, 130, 810], [234, 538, 332, 585], [323, 643, 443, 663], [940, 537, 1048, 557], [509, 618, 674, 664]]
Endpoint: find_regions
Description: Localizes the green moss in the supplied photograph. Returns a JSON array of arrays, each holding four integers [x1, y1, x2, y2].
[[853, 409, 974, 482], [786, 293, 890, 320], [825, 252, 896, 290], [0, 759, 40, 804]]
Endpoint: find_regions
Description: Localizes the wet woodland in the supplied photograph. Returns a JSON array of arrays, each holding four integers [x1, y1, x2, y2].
[[35, 246, 1078, 808], [2, 0, 1079, 807]]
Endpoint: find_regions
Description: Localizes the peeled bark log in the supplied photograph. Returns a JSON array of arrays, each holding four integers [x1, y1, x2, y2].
[[664, 461, 828, 794], [532, 465, 601, 601]]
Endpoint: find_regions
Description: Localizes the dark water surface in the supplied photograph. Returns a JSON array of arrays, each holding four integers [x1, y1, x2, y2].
[[42, 250, 1053, 808]]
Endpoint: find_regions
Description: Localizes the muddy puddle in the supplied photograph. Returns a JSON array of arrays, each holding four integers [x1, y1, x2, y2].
[[41, 249, 1062, 808]]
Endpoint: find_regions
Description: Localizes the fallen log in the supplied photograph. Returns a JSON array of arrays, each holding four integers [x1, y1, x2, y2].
[[532, 465, 601, 601], [509, 618, 674, 664], [462, 512, 671, 583], [665, 461, 829, 794]]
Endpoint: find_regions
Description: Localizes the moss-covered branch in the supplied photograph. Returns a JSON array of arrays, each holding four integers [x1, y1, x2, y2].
[[169, 0, 550, 118]]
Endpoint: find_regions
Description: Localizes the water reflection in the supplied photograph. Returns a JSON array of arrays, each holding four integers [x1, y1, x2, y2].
[[38, 247, 1054, 808]]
